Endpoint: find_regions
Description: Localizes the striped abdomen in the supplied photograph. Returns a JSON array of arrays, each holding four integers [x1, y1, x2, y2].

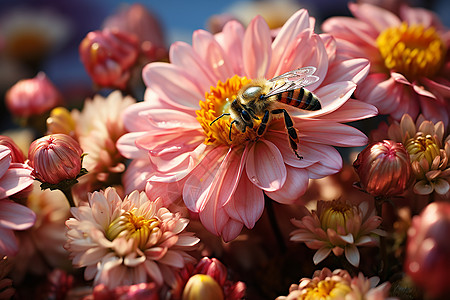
[[276, 87, 321, 111]]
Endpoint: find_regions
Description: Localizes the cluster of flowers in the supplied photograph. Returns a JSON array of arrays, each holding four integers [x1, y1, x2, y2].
[[0, 1, 449, 299]]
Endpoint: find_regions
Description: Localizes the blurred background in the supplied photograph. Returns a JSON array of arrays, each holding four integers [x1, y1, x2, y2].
[[0, 0, 449, 133]]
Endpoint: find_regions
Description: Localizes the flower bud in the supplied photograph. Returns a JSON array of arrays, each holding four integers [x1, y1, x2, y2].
[[28, 134, 83, 184], [194, 257, 228, 286], [79, 29, 139, 89], [405, 202, 450, 298], [353, 140, 412, 197], [182, 274, 224, 300], [5, 72, 62, 118], [102, 4, 167, 62], [0, 136, 25, 163]]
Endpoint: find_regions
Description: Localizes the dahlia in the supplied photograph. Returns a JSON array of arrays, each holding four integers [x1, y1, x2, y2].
[[290, 199, 384, 267], [117, 9, 377, 241], [276, 268, 391, 300], [322, 3, 450, 125], [65, 187, 199, 288]]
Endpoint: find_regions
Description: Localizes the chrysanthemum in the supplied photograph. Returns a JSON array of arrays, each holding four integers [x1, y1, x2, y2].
[[0, 145, 35, 256], [117, 9, 377, 241], [290, 199, 384, 267], [65, 187, 199, 288], [276, 268, 391, 300], [381, 114, 450, 196], [48, 91, 136, 199], [322, 3, 450, 125]]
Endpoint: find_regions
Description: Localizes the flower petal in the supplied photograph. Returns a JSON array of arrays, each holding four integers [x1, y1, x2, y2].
[[246, 140, 286, 191], [345, 244, 360, 267], [265, 167, 308, 204], [217, 20, 245, 76], [0, 200, 35, 230], [313, 246, 331, 264], [243, 15, 272, 79], [348, 3, 401, 32]]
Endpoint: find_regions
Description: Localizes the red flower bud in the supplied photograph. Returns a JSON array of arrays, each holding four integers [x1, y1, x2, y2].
[[405, 202, 450, 298], [28, 134, 83, 184], [353, 140, 412, 197], [79, 29, 139, 89], [5, 72, 62, 118]]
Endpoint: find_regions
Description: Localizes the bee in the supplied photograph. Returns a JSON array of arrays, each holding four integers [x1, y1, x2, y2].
[[210, 66, 321, 159]]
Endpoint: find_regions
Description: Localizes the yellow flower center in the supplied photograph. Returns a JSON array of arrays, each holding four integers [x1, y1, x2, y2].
[[405, 133, 440, 165], [376, 23, 446, 80], [301, 278, 352, 300], [196, 76, 259, 146], [320, 201, 354, 232], [106, 210, 160, 249]]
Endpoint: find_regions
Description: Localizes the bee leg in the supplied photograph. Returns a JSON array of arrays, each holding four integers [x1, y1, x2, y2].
[[256, 110, 270, 137], [271, 108, 303, 160], [229, 120, 239, 141]]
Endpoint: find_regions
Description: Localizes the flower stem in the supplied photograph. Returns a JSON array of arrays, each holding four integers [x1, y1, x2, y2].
[[264, 194, 286, 253], [374, 196, 388, 280], [61, 187, 76, 207]]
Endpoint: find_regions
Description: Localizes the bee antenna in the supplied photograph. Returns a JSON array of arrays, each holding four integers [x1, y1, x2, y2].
[[210, 113, 230, 126], [229, 120, 238, 141]]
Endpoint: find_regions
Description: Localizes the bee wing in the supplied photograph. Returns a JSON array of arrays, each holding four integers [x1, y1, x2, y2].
[[268, 66, 317, 82], [264, 74, 320, 98]]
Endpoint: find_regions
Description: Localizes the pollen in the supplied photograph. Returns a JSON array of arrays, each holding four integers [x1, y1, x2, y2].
[[302, 278, 352, 299], [376, 23, 446, 80], [405, 133, 441, 165], [196, 75, 259, 146], [106, 210, 160, 250]]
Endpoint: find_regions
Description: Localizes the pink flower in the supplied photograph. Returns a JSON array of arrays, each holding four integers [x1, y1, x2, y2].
[[5, 72, 62, 118], [405, 202, 450, 298], [102, 4, 167, 62], [28, 134, 83, 185], [276, 268, 391, 300], [65, 188, 199, 289], [79, 29, 139, 90], [0, 135, 25, 163], [322, 3, 450, 125], [0, 145, 35, 256], [290, 199, 384, 267], [117, 9, 377, 241]]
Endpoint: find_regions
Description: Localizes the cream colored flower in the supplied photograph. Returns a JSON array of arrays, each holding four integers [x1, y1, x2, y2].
[[386, 114, 450, 195], [290, 199, 384, 267], [65, 187, 199, 288]]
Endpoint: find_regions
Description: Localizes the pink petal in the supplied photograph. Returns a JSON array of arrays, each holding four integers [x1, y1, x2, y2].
[[183, 145, 228, 212], [198, 194, 230, 237], [123, 159, 153, 194], [321, 99, 378, 122], [243, 15, 272, 79], [268, 9, 311, 77], [345, 245, 360, 267], [319, 34, 336, 63], [321, 17, 378, 47], [142, 63, 204, 110], [170, 41, 216, 88], [0, 200, 35, 230], [117, 132, 149, 160], [158, 250, 185, 268], [221, 219, 244, 242], [313, 246, 331, 264], [0, 147, 11, 178], [223, 174, 264, 229], [0, 228, 18, 256], [297, 120, 368, 146], [217, 20, 245, 77], [419, 96, 450, 126], [121, 101, 158, 132], [323, 58, 370, 86], [265, 166, 308, 204], [400, 5, 444, 28], [265, 130, 317, 168], [142, 109, 201, 130], [144, 260, 163, 286], [246, 140, 286, 191], [421, 77, 450, 98], [0, 167, 33, 199], [192, 30, 234, 82], [348, 3, 401, 32]]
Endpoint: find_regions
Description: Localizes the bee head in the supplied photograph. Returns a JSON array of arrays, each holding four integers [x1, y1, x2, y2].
[[230, 98, 253, 132]]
